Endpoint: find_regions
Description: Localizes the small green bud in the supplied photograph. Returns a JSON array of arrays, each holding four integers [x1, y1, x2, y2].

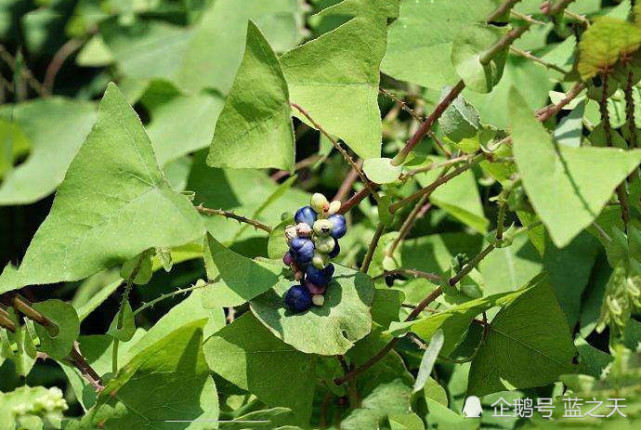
[[328, 200, 341, 215], [311, 193, 330, 213]]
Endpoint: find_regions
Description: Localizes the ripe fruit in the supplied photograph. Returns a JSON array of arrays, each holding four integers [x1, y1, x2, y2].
[[305, 279, 327, 295], [329, 242, 340, 258], [294, 206, 317, 227], [285, 285, 312, 312], [283, 251, 294, 266], [290, 237, 315, 264], [306, 264, 335, 286], [328, 214, 347, 239]]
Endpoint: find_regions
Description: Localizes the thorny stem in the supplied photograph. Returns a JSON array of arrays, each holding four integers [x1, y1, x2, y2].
[[196, 205, 272, 233], [486, 0, 522, 23], [338, 188, 369, 215], [386, 195, 432, 260], [112, 254, 145, 374], [624, 70, 638, 149], [291, 103, 380, 203], [599, 75, 630, 233], [479, 24, 530, 66], [0, 297, 103, 390], [401, 154, 470, 181], [379, 88, 424, 123], [133, 283, 208, 316], [336, 237, 500, 385], [390, 153, 485, 212], [334, 161, 362, 202], [536, 82, 586, 122], [373, 269, 442, 283], [542, 0, 577, 16], [361, 223, 385, 274], [509, 46, 568, 74]]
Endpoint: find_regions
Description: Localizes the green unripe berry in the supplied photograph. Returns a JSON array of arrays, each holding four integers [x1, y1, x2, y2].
[[312, 294, 325, 306], [311, 193, 330, 213], [328, 200, 341, 215], [312, 251, 330, 269], [315, 236, 335, 254], [313, 219, 333, 236]]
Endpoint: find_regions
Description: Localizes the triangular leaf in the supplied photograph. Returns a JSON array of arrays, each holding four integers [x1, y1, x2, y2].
[[0, 83, 204, 295], [510, 88, 641, 248], [207, 21, 294, 171]]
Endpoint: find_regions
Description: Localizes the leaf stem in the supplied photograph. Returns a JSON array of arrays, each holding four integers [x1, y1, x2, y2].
[[542, 0, 577, 16], [133, 282, 207, 316], [338, 188, 369, 214], [479, 24, 530, 66], [389, 153, 485, 213], [195, 205, 272, 233], [509, 46, 568, 74], [536, 82, 586, 122], [291, 103, 380, 203], [361, 223, 385, 273], [486, 0, 523, 23]]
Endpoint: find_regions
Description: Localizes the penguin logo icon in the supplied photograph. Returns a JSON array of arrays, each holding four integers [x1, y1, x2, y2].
[[462, 396, 482, 418]]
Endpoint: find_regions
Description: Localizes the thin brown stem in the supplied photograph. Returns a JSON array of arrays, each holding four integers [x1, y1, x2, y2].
[[509, 47, 568, 74], [487, 0, 523, 23], [373, 269, 442, 283], [338, 188, 369, 215], [542, 0, 577, 16], [401, 154, 469, 181], [361, 223, 385, 273], [271, 155, 322, 181], [379, 88, 424, 123], [44, 38, 82, 94], [449, 243, 495, 287], [69, 342, 103, 391], [392, 81, 466, 166], [291, 103, 379, 203], [536, 82, 586, 122], [480, 24, 530, 65], [386, 195, 431, 259], [0, 44, 47, 96], [195, 205, 272, 233], [334, 161, 362, 202], [625, 70, 638, 149], [390, 153, 484, 213]]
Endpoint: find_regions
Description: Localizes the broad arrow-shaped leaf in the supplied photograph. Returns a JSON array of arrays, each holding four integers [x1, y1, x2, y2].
[[510, 88, 641, 248], [204, 313, 315, 424], [281, 0, 387, 159], [207, 21, 294, 171], [467, 280, 576, 396], [0, 83, 204, 295]]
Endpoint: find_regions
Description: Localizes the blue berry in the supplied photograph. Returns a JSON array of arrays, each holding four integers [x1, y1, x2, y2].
[[328, 214, 347, 239], [329, 242, 340, 259], [290, 237, 315, 264], [294, 206, 317, 228], [306, 264, 335, 287], [285, 285, 312, 312]]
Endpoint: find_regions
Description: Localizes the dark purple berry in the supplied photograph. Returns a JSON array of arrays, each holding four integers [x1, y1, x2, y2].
[[290, 237, 315, 265], [329, 242, 340, 259], [328, 214, 347, 239], [285, 285, 312, 312], [283, 251, 294, 266], [294, 206, 317, 228], [306, 264, 335, 287], [305, 279, 327, 295]]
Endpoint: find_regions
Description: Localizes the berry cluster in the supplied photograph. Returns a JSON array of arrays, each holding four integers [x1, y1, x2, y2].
[[283, 193, 347, 313]]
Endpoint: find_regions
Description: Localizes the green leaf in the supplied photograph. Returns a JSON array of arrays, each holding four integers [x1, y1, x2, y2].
[[204, 234, 291, 306], [341, 379, 414, 430], [250, 264, 375, 355], [363, 158, 402, 184], [174, 0, 304, 94], [0, 98, 96, 205], [145, 89, 224, 166], [438, 91, 481, 142], [413, 329, 444, 393], [208, 22, 294, 171], [268, 217, 294, 259], [509, 88, 641, 248], [32, 299, 80, 360], [281, 0, 387, 159], [0, 83, 204, 295], [107, 302, 136, 342], [204, 313, 315, 423], [468, 281, 576, 396], [451, 24, 509, 93], [415, 158, 488, 234], [86, 321, 219, 429], [425, 398, 477, 430], [578, 16, 641, 80], [382, 0, 501, 90]]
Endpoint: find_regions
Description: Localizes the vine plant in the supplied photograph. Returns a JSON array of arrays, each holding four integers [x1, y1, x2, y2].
[[2, 0, 641, 429]]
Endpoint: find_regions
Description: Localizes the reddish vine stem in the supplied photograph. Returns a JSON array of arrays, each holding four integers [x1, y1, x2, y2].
[[196, 205, 272, 233], [509, 47, 568, 74], [536, 82, 586, 121], [542, 0, 577, 16], [390, 153, 485, 212], [291, 103, 380, 203], [361, 223, 385, 274], [479, 24, 530, 65], [385, 195, 431, 260], [338, 188, 369, 214], [43, 38, 82, 94], [625, 70, 638, 149], [486, 0, 522, 23], [334, 161, 362, 202], [599, 74, 630, 233]]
